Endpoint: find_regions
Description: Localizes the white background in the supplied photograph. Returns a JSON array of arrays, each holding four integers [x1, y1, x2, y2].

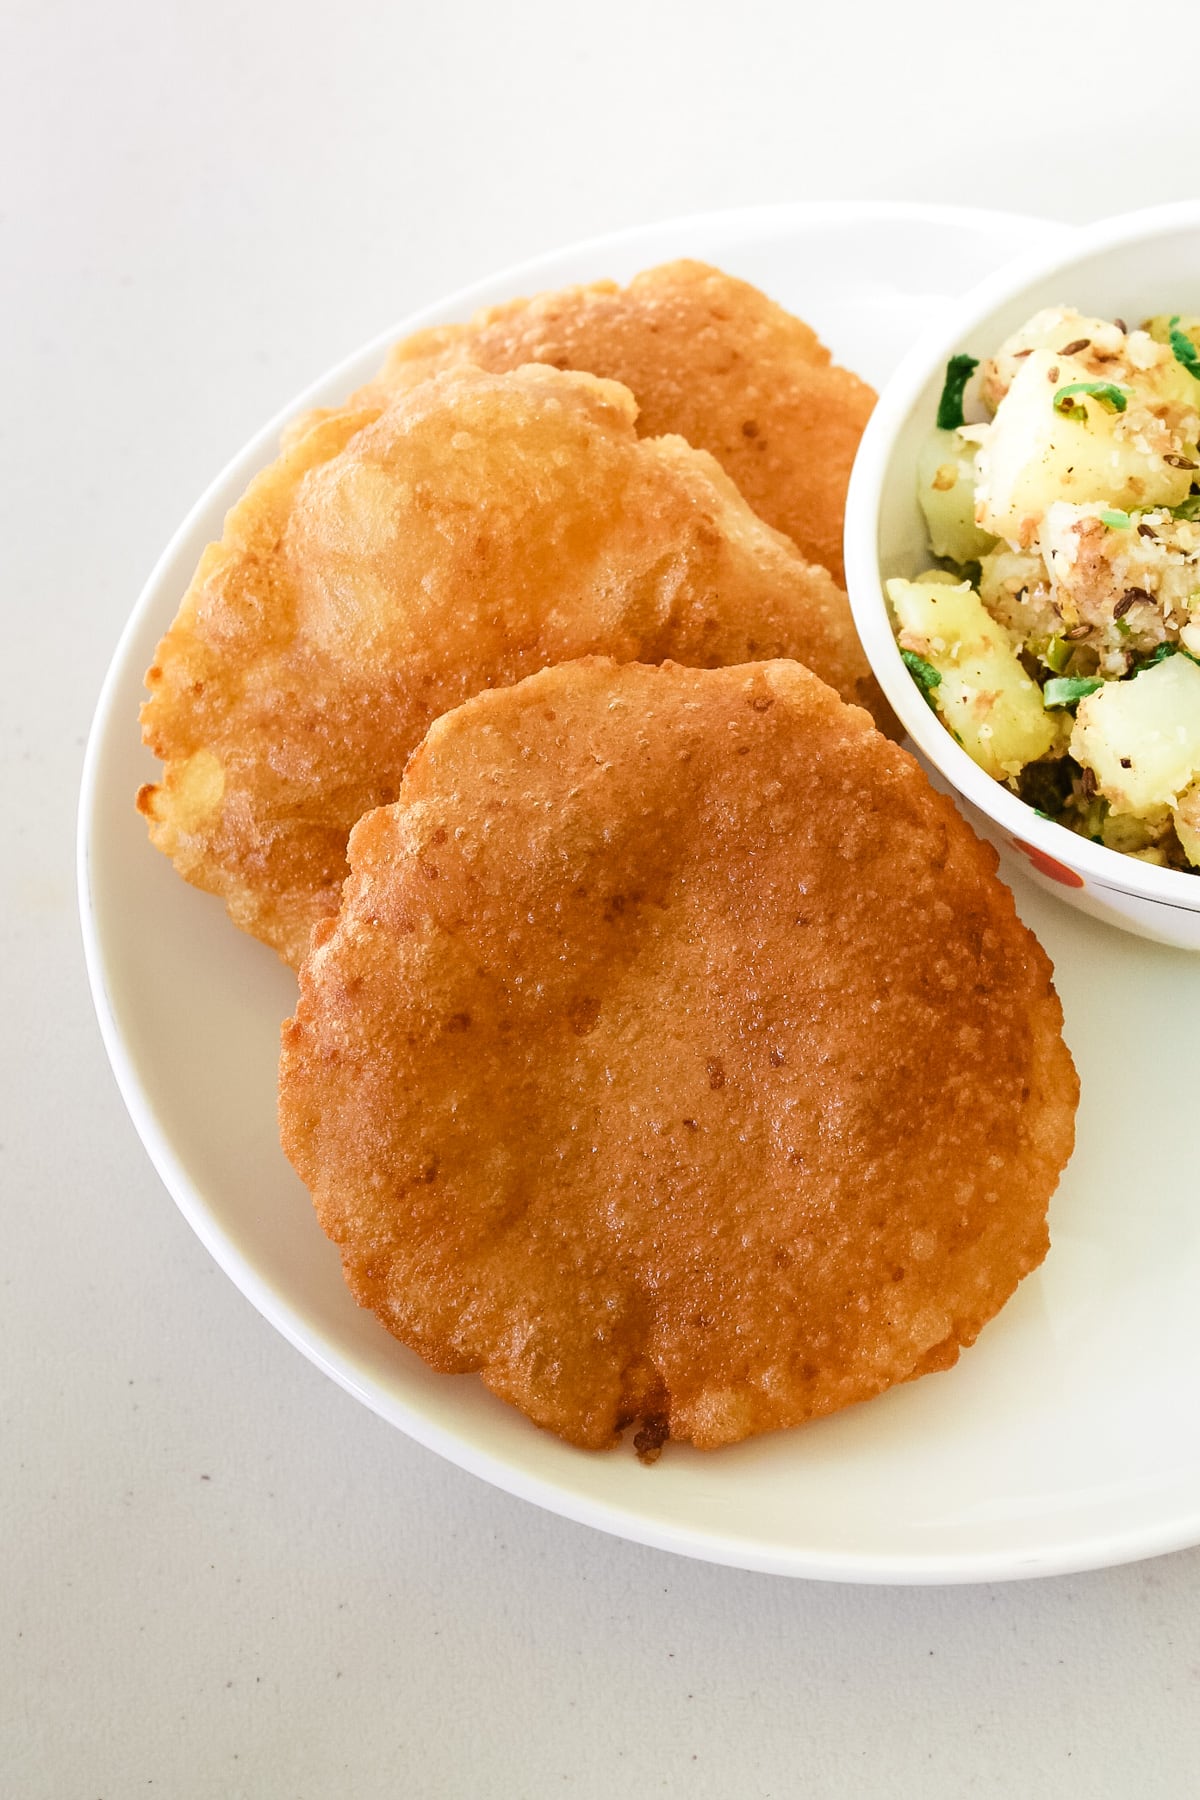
[[6, 2, 1200, 1794]]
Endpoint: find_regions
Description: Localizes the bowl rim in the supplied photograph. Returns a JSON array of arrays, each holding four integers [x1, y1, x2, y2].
[[844, 198, 1200, 913]]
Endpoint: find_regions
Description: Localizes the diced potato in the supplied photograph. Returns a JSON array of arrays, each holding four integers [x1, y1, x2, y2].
[[1038, 501, 1200, 661], [1070, 652, 1200, 814], [915, 428, 996, 563], [978, 545, 1060, 649], [975, 348, 1197, 547], [1174, 781, 1200, 868], [887, 576, 1062, 779], [980, 308, 1119, 410], [1100, 810, 1162, 856], [1144, 314, 1200, 356]]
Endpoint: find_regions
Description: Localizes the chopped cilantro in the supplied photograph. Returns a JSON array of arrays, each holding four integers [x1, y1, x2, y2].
[[1052, 381, 1128, 422], [1168, 315, 1200, 381], [1100, 508, 1131, 529], [900, 649, 943, 705], [1131, 641, 1200, 674], [1044, 676, 1104, 709], [1169, 494, 1200, 521], [936, 354, 979, 431]]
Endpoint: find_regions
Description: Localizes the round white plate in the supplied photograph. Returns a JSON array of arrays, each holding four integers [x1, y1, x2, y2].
[[81, 202, 1200, 1584]]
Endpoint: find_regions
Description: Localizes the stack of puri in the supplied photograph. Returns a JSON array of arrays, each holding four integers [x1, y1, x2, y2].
[[138, 261, 1078, 1456]]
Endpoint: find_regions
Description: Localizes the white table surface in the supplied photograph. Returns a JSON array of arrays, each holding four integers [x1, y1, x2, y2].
[[6, 3, 1200, 1794]]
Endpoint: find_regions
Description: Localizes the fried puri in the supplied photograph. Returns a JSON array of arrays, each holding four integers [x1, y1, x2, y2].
[[353, 259, 875, 583], [138, 364, 889, 968], [278, 657, 1078, 1455]]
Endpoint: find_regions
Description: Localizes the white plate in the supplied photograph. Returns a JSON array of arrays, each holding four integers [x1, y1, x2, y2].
[[81, 202, 1200, 1584]]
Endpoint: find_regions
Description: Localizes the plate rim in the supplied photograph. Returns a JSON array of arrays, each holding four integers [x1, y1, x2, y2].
[[82, 197, 1195, 1587]]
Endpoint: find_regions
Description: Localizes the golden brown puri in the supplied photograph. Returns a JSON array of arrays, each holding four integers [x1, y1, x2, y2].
[[353, 259, 876, 583], [279, 657, 1078, 1455], [138, 363, 891, 969]]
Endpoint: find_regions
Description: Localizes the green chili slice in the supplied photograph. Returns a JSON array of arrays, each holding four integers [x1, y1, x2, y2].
[[936, 354, 979, 430], [1044, 676, 1104, 709], [1052, 381, 1128, 422], [1168, 316, 1200, 381], [900, 650, 943, 705]]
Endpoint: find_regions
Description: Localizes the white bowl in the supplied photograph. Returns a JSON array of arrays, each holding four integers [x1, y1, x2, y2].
[[845, 201, 1200, 951]]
